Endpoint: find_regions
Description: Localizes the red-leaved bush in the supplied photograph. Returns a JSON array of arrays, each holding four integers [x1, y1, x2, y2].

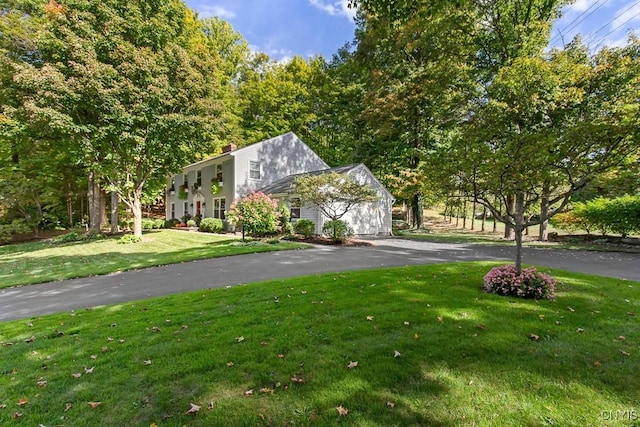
[[483, 265, 557, 299]]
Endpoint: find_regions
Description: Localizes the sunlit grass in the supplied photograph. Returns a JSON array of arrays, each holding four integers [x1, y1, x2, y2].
[[0, 263, 637, 426], [0, 230, 308, 289]]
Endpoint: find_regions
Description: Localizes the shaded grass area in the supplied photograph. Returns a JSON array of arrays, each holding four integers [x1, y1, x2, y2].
[[0, 230, 308, 289], [0, 263, 638, 426]]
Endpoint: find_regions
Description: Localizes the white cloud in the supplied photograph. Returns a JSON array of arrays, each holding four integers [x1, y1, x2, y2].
[[194, 5, 236, 20], [309, 0, 356, 20]]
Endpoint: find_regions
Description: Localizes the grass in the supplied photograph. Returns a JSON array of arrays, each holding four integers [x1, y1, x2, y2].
[[0, 230, 308, 289], [0, 262, 638, 426]]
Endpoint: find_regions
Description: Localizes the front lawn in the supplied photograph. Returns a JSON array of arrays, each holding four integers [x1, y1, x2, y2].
[[0, 263, 637, 426], [0, 230, 308, 289]]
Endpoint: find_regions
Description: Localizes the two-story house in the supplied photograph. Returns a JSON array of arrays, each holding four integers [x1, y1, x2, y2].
[[166, 132, 394, 235]]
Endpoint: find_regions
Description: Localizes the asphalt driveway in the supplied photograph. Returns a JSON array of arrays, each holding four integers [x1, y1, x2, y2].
[[1, 238, 639, 321]]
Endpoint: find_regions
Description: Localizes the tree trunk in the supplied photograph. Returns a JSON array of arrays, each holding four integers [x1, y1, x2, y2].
[[539, 184, 550, 241], [462, 199, 467, 229], [411, 193, 423, 228], [66, 182, 74, 228], [471, 200, 476, 230], [514, 192, 526, 274], [504, 194, 514, 240], [132, 191, 143, 237], [111, 191, 119, 233], [481, 206, 486, 232], [99, 189, 108, 229], [87, 171, 102, 233]]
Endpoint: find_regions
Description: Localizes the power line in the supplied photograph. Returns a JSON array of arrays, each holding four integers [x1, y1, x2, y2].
[[588, 0, 640, 40], [590, 3, 640, 48], [550, 0, 608, 45]]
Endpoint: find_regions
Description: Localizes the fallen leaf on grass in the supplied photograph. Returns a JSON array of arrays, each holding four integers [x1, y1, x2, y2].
[[336, 405, 349, 416], [235, 336, 245, 343], [393, 350, 402, 358], [366, 316, 374, 321], [90, 355, 97, 360], [64, 403, 72, 412], [0, 404, 7, 409], [260, 341, 268, 346], [576, 328, 584, 333], [403, 321, 410, 326], [386, 401, 395, 408], [143, 360, 152, 365], [72, 373, 82, 378], [277, 354, 285, 359], [208, 401, 215, 410], [291, 375, 305, 384], [226, 362, 234, 367], [185, 403, 200, 415], [593, 361, 601, 366], [17, 398, 28, 406], [84, 367, 94, 374], [476, 324, 487, 330], [101, 347, 109, 353], [36, 378, 47, 387], [259, 387, 273, 394], [567, 307, 575, 312], [617, 336, 626, 341], [244, 389, 254, 397], [529, 334, 540, 341], [437, 316, 443, 322], [620, 350, 631, 356], [13, 412, 21, 419], [87, 401, 101, 409], [25, 336, 35, 343], [347, 361, 358, 369], [152, 326, 161, 333]]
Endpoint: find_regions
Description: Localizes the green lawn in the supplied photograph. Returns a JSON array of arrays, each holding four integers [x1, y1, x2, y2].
[[0, 263, 637, 426], [0, 230, 308, 289]]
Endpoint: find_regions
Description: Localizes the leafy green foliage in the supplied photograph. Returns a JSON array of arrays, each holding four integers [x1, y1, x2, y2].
[[554, 196, 640, 236], [322, 219, 354, 242], [0, 219, 31, 243], [118, 234, 142, 244], [294, 172, 379, 221], [293, 219, 315, 238], [199, 218, 224, 233], [226, 192, 280, 236]]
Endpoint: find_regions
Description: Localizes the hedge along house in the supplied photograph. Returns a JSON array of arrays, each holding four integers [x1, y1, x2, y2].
[[259, 163, 395, 235], [166, 132, 394, 235]]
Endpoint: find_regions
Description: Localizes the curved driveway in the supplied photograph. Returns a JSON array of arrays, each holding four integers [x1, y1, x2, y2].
[[1, 238, 639, 321]]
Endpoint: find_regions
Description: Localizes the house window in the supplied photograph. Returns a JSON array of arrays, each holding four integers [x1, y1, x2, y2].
[[216, 164, 223, 182], [170, 203, 175, 219], [183, 201, 189, 216], [213, 198, 226, 219], [183, 174, 188, 187], [249, 160, 261, 180], [289, 197, 301, 219], [196, 170, 202, 188]]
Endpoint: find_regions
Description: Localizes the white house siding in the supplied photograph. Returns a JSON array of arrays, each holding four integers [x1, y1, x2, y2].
[[232, 132, 328, 199], [341, 165, 394, 235]]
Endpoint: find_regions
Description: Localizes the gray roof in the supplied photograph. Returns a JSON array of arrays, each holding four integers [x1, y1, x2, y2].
[[258, 164, 362, 195]]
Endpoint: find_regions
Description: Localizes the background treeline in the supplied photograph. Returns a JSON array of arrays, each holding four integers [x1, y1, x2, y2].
[[1, 0, 639, 253]]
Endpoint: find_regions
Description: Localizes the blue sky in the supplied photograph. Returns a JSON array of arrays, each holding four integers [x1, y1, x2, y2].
[[184, 0, 640, 61]]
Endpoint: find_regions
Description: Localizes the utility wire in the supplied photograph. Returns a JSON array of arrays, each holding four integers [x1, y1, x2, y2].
[[587, 0, 640, 40], [590, 3, 640, 48], [550, 0, 608, 45]]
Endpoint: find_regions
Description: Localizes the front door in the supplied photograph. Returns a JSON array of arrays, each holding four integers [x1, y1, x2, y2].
[[196, 201, 202, 216]]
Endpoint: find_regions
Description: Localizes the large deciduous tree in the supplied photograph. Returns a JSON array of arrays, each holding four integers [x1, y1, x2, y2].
[[8, 0, 228, 236]]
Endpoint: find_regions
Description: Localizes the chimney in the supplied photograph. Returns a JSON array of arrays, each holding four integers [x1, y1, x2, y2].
[[222, 143, 237, 153]]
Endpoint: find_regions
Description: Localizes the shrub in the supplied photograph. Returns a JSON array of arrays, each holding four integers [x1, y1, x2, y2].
[[186, 219, 197, 227], [165, 218, 179, 228], [226, 192, 281, 236], [199, 218, 224, 233], [141, 218, 156, 230], [322, 219, 353, 242], [294, 219, 315, 238], [278, 203, 293, 235], [0, 219, 31, 244], [118, 234, 142, 244], [265, 238, 281, 244], [483, 265, 556, 300], [181, 213, 192, 224], [549, 211, 591, 234]]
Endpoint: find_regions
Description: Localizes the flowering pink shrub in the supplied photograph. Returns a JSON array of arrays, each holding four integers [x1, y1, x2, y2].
[[226, 192, 281, 236], [483, 265, 557, 299]]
